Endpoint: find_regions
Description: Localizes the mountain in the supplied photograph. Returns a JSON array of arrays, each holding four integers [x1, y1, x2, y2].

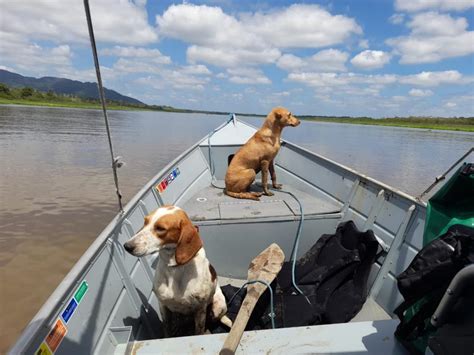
[[0, 69, 144, 105]]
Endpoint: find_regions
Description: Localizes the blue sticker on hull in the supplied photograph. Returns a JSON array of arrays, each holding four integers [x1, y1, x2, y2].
[[61, 298, 78, 323]]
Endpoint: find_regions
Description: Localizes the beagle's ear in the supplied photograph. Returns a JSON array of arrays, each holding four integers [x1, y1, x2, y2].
[[175, 221, 202, 265], [273, 110, 282, 120]]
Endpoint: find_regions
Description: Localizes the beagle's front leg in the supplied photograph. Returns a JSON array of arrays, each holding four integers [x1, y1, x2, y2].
[[194, 306, 208, 335], [159, 304, 172, 337], [261, 160, 274, 196]]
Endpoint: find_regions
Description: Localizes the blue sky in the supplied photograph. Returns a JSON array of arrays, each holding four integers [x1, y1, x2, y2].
[[1, 0, 473, 116]]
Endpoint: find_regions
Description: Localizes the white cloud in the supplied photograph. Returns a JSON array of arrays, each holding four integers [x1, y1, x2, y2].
[[400, 70, 466, 86], [351, 50, 391, 69], [157, 4, 263, 49], [387, 12, 474, 64], [277, 49, 349, 72], [181, 65, 212, 75], [392, 95, 408, 102], [287, 72, 398, 88], [287, 70, 471, 93], [1, 0, 157, 45], [389, 13, 405, 25], [187, 46, 281, 67], [395, 0, 474, 12], [112, 58, 166, 74], [164, 69, 210, 89], [409, 12, 469, 36], [227, 67, 271, 85], [156, 3, 361, 68], [101, 46, 171, 64], [135, 66, 210, 91], [0, 31, 73, 75], [441, 94, 474, 113], [0, 0, 158, 78], [409, 88, 434, 97], [245, 4, 362, 48]]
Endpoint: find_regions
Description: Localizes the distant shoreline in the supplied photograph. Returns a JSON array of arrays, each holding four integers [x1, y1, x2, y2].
[[1, 97, 472, 132], [299, 116, 474, 132]]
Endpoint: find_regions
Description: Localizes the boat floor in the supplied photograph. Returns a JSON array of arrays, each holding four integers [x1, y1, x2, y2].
[[126, 277, 395, 354], [219, 277, 391, 323], [183, 181, 341, 222]]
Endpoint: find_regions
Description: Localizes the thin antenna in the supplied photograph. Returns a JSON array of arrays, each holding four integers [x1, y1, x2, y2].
[[83, 0, 124, 212]]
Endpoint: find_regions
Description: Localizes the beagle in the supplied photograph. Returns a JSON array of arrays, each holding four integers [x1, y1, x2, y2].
[[225, 107, 300, 200], [123, 205, 231, 335]]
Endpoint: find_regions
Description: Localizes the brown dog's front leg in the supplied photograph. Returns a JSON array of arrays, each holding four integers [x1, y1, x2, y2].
[[269, 160, 282, 189], [261, 160, 274, 196]]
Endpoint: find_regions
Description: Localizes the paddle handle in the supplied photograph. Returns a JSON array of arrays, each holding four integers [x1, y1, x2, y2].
[[220, 297, 258, 355]]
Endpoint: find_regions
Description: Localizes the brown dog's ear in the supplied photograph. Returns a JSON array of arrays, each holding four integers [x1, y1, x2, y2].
[[175, 221, 203, 265], [273, 110, 282, 120]]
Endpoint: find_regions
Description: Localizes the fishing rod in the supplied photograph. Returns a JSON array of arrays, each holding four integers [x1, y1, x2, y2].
[[83, 0, 124, 212]]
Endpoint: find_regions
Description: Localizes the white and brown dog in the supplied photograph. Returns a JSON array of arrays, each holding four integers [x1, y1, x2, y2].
[[123, 205, 231, 335]]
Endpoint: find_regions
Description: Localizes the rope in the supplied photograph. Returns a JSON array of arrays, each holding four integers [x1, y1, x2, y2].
[[227, 279, 276, 329], [207, 114, 235, 189], [275, 189, 311, 304], [84, 0, 123, 212]]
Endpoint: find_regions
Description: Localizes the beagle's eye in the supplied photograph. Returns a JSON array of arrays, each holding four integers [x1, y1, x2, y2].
[[155, 225, 166, 233]]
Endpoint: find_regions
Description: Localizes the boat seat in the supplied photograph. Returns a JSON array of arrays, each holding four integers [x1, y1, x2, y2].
[[182, 181, 342, 222]]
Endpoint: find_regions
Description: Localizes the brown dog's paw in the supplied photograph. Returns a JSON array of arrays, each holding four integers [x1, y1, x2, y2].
[[272, 183, 283, 189], [264, 191, 274, 197]]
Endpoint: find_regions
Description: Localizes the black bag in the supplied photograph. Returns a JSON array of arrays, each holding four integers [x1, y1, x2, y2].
[[214, 221, 379, 332], [275, 220, 379, 326], [394, 224, 474, 354]]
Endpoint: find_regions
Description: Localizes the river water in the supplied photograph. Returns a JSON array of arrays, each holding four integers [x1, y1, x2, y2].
[[0, 105, 472, 351]]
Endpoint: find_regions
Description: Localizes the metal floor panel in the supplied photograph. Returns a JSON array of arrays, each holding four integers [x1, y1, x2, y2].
[[350, 297, 392, 322], [183, 181, 341, 222]]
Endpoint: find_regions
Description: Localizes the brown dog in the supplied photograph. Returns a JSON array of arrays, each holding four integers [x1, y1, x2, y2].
[[224, 107, 300, 200]]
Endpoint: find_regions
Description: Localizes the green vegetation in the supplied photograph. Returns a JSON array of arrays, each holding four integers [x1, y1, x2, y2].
[[0, 82, 148, 111], [1, 82, 472, 132], [299, 115, 474, 132], [0, 82, 253, 115]]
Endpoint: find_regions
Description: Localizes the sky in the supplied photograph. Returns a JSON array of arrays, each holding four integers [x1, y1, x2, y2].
[[1, 0, 473, 117]]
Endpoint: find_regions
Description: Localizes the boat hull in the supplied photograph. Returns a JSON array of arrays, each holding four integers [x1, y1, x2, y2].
[[10, 119, 432, 354]]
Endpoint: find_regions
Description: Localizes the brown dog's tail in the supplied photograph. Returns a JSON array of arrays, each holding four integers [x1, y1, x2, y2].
[[224, 189, 262, 201]]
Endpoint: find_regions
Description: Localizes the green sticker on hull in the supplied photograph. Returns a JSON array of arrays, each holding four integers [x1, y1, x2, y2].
[[74, 281, 88, 303]]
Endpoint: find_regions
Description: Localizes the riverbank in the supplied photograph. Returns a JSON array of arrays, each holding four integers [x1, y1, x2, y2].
[[1, 97, 472, 132], [0, 97, 148, 111], [300, 116, 474, 132]]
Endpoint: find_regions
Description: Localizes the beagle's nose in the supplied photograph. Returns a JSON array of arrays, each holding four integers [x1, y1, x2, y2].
[[123, 242, 135, 254]]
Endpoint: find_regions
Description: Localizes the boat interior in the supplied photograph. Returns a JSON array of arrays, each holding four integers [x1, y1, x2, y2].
[[16, 120, 430, 354]]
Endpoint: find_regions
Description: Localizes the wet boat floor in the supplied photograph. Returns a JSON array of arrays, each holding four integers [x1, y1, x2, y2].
[[183, 181, 342, 222]]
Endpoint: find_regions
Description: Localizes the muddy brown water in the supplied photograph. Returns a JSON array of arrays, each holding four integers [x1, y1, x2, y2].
[[0, 105, 472, 352]]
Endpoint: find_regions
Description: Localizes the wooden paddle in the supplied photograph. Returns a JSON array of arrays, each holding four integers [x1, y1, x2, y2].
[[220, 243, 285, 355]]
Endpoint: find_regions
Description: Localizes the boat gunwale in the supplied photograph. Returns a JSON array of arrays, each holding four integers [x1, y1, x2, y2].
[[10, 117, 426, 353]]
